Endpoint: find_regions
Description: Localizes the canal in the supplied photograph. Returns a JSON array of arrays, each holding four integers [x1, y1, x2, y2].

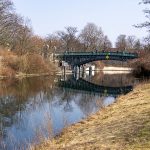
[[0, 71, 139, 149]]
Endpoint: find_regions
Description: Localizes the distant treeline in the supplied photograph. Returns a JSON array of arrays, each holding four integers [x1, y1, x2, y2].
[[0, 0, 146, 57]]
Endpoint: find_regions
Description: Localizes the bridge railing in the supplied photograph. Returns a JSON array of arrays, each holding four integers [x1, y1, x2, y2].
[[56, 51, 138, 57]]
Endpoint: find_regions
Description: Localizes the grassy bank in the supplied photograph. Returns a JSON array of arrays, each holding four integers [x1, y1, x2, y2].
[[33, 82, 150, 150]]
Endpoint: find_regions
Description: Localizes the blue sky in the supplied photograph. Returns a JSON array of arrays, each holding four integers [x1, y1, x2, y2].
[[13, 0, 147, 46]]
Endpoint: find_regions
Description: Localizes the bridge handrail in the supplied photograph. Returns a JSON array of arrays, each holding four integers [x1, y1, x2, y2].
[[56, 51, 138, 57]]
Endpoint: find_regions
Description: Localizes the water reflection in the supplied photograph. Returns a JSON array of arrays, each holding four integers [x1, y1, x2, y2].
[[58, 77, 133, 96], [0, 72, 138, 149]]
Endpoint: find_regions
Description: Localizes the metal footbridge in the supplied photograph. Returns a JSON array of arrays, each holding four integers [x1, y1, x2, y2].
[[56, 51, 138, 66]]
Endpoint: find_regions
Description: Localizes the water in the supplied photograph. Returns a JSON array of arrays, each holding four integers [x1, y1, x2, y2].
[[0, 71, 139, 149]]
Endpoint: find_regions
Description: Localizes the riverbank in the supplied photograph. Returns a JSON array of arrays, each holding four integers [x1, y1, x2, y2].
[[0, 72, 56, 80], [33, 81, 150, 150]]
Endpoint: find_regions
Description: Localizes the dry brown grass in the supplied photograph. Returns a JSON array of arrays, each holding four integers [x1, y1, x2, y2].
[[2, 54, 20, 70], [0, 49, 56, 77], [0, 47, 14, 56], [0, 66, 15, 77], [19, 53, 50, 74], [33, 82, 150, 150]]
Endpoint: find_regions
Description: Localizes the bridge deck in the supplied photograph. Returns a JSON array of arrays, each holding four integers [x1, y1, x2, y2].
[[56, 51, 138, 57], [56, 51, 138, 66]]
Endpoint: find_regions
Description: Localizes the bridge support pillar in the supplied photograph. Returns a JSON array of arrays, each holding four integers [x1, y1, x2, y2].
[[80, 65, 85, 78], [62, 66, 66, 81], [73, 66, 79, 80], [79, 65, 81, 77], [89, 66, 92, 77]]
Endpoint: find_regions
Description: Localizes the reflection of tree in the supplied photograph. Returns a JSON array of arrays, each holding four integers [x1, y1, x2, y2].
[[52, 89, 75, 112], [0, 76, 55, 99], [54, 87, 103, 116], [74, 93, 103, 116], [64, 99, 73, 112], [0, 76, 56, 139]]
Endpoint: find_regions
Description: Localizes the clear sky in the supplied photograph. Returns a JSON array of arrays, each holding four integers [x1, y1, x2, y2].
[[13, 0, 147, 46]]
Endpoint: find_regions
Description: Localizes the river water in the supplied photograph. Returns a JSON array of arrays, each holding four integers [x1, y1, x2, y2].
[[0, 71, 139, 149]]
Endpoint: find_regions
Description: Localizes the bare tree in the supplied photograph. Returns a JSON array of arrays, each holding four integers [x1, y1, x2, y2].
[[0, 0, 13, 14], [46, 33, 65, 54], [0, 0, 33, 54], [57, 26, 78, 51], [126, 36, 136, 49], [15, 19, 33, 54], [102, 35, 112, 50], [115, 34, 127, 50], [29, 35, 45, 54], [79, 23, 104, 51], [135, 0, 150, 31], [0, 0, 16, 46], [134, 39, 142, 50]]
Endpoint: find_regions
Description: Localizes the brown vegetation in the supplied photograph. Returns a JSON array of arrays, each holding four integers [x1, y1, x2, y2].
[[0, 66, 15, 78], [0, 76, 55, 99], [131, 51, 150, 77], [19, 53, 50, 74], [32, 82, 150, 150], [0, 49, 56, 78]]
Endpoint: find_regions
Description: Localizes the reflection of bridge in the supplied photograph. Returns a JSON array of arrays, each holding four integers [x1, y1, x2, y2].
[[56, 51, 138, 66], [58, 77, 133, 96]]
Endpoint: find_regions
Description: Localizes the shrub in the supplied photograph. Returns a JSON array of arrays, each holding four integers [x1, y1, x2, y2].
[[19, 53, 50, 74], [0, 66, 15, 78], [0, 47, 12, 56], [131, 51, 150, 77], [0, 49, 54, 77], [2, 55, 20, 71]]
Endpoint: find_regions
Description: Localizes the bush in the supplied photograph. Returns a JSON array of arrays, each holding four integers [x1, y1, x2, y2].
[[2, 55, 20, 70], [131, 51, 150, 77], [0, 49, 55, 77], [0, 66, 15, 77], [19, 53, 50, 74]]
